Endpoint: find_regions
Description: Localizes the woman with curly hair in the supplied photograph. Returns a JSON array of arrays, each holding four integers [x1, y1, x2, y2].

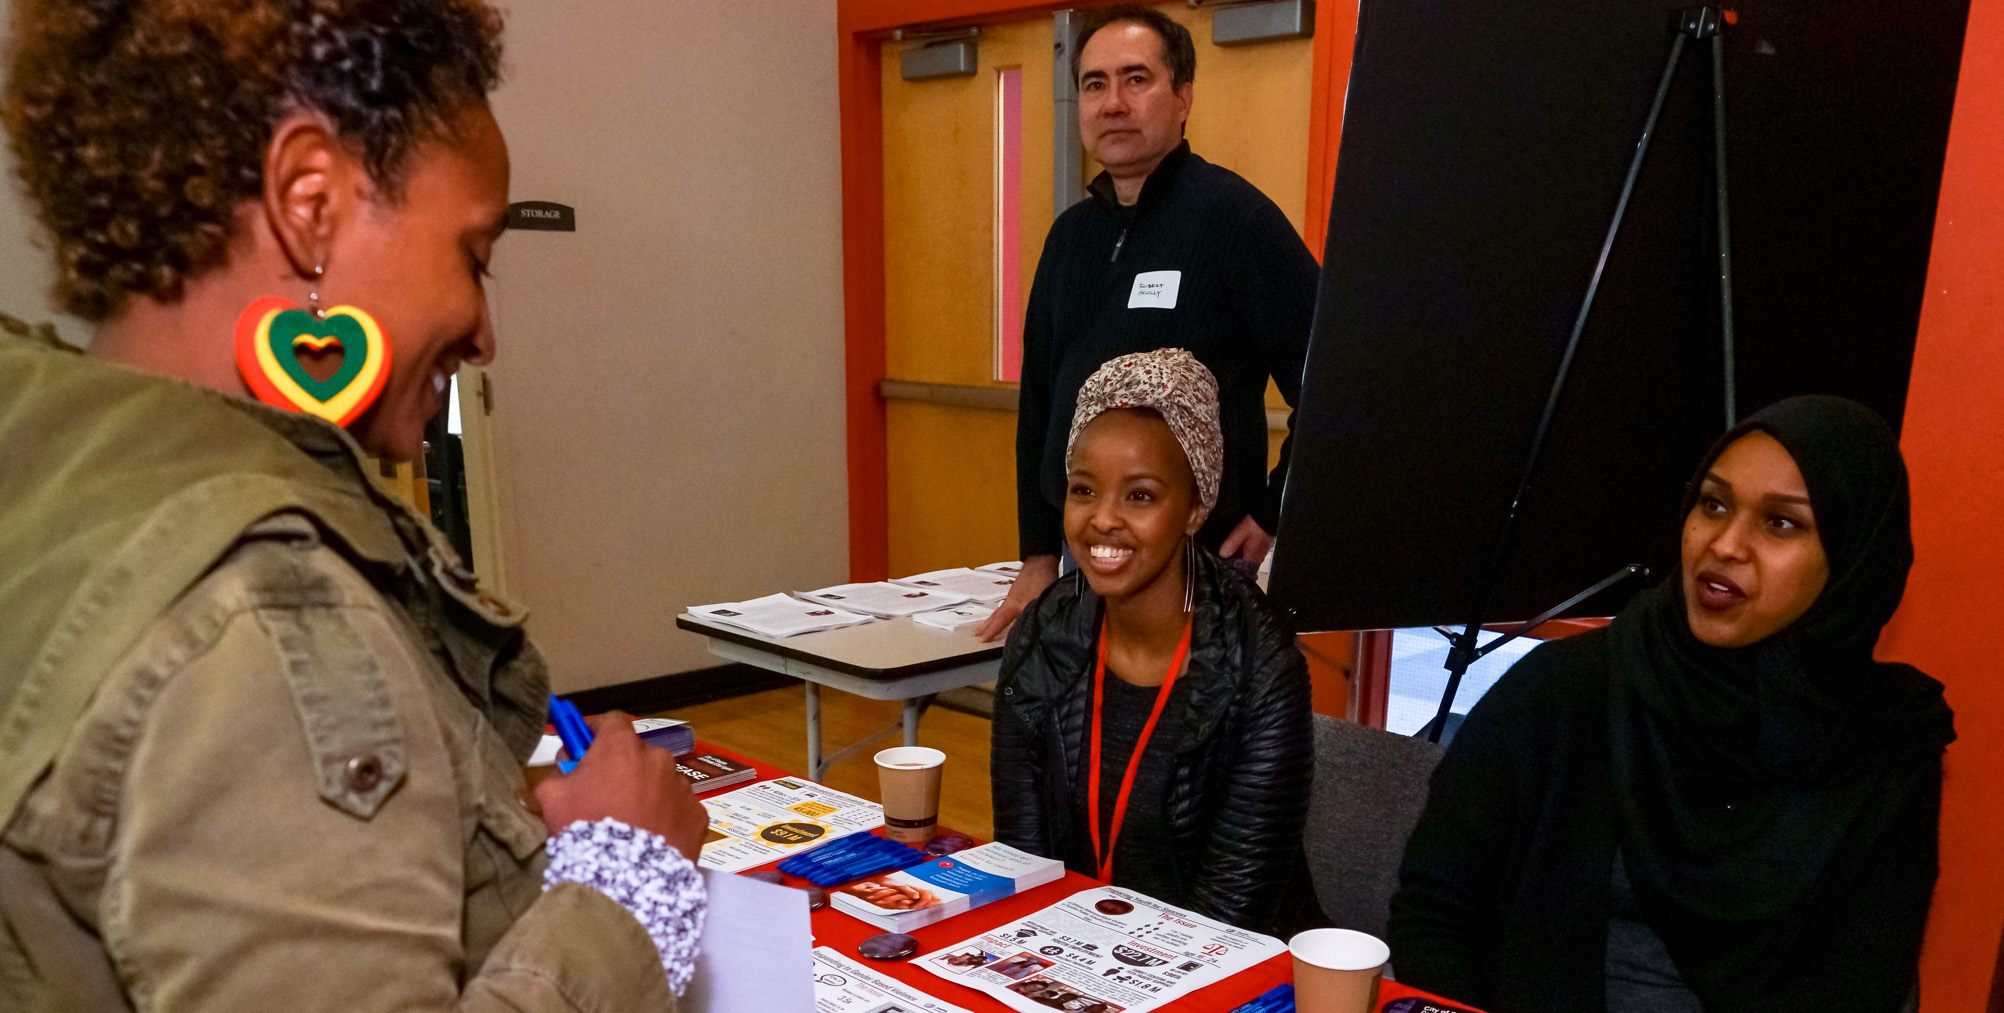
[[0, 2, 711, 1009]]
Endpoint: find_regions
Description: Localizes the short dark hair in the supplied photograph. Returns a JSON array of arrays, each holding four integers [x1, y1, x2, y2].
[[1072, 5, 1196, 89], [3, 0, 504, 321]]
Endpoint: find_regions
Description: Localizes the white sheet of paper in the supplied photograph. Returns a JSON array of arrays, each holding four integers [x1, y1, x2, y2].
[[1127, 270, 1182, 309], [681, 869, 815, 1013]]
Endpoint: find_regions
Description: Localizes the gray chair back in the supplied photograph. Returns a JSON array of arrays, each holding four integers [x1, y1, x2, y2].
[[1303, 713, 1445, 939]]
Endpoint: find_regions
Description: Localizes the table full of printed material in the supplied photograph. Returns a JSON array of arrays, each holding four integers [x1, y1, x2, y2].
[[677, 564, 1019, 780], [693, 741, 1482, 1013]]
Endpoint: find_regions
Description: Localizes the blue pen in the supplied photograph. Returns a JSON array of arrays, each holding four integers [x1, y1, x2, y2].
[[549, 696, 594, 774]]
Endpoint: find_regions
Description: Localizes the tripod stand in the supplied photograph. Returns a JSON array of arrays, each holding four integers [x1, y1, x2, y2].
[[1422, 6, 1739, 743]]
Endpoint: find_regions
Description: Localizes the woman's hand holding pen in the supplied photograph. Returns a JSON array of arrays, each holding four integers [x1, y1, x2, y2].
[[535, 710, 709, 862]]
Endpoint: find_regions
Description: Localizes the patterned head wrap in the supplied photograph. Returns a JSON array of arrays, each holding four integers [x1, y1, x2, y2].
[[1065, 348, 1224, 522]]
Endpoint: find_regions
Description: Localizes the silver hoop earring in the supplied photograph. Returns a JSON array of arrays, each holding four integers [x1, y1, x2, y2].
[[308, 264, 325, 319], [1183, 537, 1196, 614]]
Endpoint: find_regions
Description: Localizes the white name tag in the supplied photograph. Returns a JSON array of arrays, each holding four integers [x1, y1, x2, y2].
[[1126, 270, 1182, 309]]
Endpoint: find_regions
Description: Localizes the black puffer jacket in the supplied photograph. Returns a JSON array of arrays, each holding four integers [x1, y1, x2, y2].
[[990, 550, 1315, 934]]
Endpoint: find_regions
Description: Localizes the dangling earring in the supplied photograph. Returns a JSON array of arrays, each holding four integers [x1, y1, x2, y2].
[[1183, 537, 1196, 614], [307, 263, 325, 319], [233, 265, 392, 427]]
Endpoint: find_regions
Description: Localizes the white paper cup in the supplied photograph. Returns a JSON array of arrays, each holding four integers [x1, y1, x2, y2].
[[1289, 928, 1390, 1013], [874, 746, 945, 843]]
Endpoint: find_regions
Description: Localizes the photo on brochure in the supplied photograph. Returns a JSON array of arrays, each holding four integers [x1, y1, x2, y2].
[[1003, 977, 1124, 1013], [989, 952, 1055, 981], [842, 874, 943, 912], [929, 946, 1003, 974]]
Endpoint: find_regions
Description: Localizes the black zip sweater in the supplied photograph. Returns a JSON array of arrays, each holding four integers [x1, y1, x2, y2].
[[1015, 142, 1320, 557]]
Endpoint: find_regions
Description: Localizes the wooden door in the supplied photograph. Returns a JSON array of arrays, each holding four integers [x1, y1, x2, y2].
[[878, 3, 1315, 577]]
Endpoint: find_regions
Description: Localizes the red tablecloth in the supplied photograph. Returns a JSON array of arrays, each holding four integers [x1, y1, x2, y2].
[[697, 742, 1289, 1013], [694, 741, 1480, 1013]]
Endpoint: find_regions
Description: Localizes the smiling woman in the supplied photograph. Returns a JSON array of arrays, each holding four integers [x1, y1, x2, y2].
[[0, 1, 713, 1008], [1390, 395, 1958, 1013], [990, 348, 1317, 937]]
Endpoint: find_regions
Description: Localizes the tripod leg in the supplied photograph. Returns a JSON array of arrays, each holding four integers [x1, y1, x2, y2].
[[1424, 31, 1691, 745], [1712, 30, 1737, 427]]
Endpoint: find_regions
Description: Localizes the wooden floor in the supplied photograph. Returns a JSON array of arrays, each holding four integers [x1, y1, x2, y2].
[[666, 685, 996, 841]]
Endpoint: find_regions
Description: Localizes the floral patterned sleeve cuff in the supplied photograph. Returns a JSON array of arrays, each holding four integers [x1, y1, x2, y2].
[[545, 818, 707, 995]]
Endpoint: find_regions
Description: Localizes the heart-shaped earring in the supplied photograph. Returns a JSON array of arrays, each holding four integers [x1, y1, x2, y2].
[[234, 294, 392, 426]]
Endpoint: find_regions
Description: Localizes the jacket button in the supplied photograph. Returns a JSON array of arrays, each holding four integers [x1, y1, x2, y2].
[[345, 754, 384, 794]]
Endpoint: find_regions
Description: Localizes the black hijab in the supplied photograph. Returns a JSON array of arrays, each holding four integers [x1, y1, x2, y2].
[[1605, 395, 1954, 1004]]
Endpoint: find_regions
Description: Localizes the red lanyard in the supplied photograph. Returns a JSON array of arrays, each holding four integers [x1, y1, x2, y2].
[[1087, 615, 1194, 882]]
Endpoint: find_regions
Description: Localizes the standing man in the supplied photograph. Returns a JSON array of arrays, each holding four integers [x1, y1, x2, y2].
[[979, 4, 1320, 641]]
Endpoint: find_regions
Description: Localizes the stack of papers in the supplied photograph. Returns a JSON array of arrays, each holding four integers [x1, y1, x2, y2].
[[831, 842, 1065, 931], [798, 582, 969, 618], [914, 602, 998, 632], [689, 593, 873, 637], [892, 567, 1017, 605], [977, 560, 1023, 575]]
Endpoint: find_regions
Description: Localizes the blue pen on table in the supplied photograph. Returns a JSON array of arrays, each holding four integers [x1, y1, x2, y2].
[[1229, 983, 1294, 1013], [549, 696, 594, 774]]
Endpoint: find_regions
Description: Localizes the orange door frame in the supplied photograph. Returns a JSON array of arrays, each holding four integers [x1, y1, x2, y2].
[[837, 0, 1353, 580]]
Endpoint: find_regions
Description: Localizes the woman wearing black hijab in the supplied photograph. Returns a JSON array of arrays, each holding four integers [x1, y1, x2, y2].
[[1389, 396, 1956, 1013]]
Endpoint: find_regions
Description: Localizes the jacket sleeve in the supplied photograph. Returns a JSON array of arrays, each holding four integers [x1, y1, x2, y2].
[[990, 603, 1055, 858], [1387, 660, 1539, 1006], [1229, 196, 1321, 534], [1755, 761, 1940, 1010], [1185, 626, 1315, 930], [1015, 242, 1066, 559], [99, 538, 678, 1013]]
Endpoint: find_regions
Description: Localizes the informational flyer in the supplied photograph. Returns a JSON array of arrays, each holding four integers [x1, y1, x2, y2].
[[698, 778, 884, 872], [916, 886, 1285, 1013], [813, 947, 975, 1013]]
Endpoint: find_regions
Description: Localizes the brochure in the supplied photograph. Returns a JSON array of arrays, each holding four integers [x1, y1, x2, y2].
[[917, 885, 1285, 1013], [633, 716, 694, 755], [678, 753, 759, 793], [798, 582, 971, 618], [813, 946, 974, 1013], [977, 561, 1023, 575], [689, 593, 874, 638], [913, 602, 998, 632], [698, 777, 884, 872], [830, 842, 1065, 931], [891, 567, 1017, 605]]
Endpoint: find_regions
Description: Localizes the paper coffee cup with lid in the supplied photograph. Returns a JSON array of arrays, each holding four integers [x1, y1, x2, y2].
[[873, 746, 945, 843]]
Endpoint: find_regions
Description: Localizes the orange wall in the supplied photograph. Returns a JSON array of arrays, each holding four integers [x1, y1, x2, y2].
[[1879, 0, 2004, 1004]]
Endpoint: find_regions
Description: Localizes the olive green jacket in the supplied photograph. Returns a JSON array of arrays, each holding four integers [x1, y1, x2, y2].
[[0, 334, 674, 1011]]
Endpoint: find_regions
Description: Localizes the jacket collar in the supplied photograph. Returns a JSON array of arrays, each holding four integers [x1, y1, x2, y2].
[[1087, 139, 1194, 215], [1053, 546, 1242, 752]]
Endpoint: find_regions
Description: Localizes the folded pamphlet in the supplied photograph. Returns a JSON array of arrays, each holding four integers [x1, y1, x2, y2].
[[798, 581, 970, 618], [689, 593, 874, 637], [830, 841, 1064, 931], [678, 753, 759, 793], [977, 560, 1023, 575], [530, 716, 693, 766], [891, 567, 1017, 605], [699, 778, 884, 872], [917, 885, 1285, 1013], [913, 602, 998, 632], [633, 717, 695, 756]]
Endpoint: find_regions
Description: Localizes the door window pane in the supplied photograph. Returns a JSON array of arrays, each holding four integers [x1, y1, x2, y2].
[[994, 66, 1023, 381]]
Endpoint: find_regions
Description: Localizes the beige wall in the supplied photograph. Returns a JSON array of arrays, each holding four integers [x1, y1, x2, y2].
[[0, 12, 89, 347], [485, 0, 850, 690]]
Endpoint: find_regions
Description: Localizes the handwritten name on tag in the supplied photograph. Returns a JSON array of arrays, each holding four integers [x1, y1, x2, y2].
[[1127, 270, 1182, 309]]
